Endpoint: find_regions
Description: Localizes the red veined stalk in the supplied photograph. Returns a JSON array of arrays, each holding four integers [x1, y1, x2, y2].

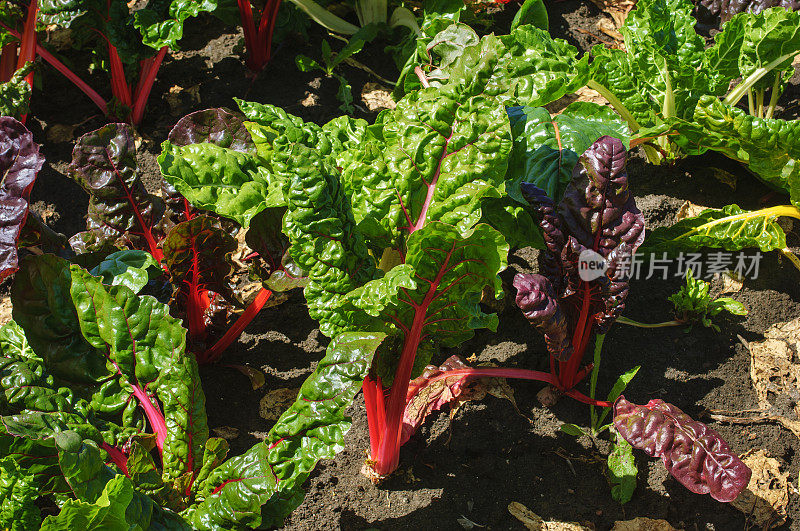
[[362, 131, 612, 477], [237, 0, 284, 72], [10, 3, 168, 125], [0, 0, 38, 122], [202, 288, 273, 364]]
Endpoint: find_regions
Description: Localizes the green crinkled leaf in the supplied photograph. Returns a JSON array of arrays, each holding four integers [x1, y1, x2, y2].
[[158, 141, 278, 227], [89, 250, 161, 293], [68, 266, 208, 483], [344, 222, 508, 348], [479, 196, 546, 250], [345, 75, 512, 245], [640, 203, 790, 253], [183, 332, 386, 530], [238, 100, 367, 181], [436, 25, 590, 107], [41, 475, 138, 530], [588, 45, 656, 131], [505, 102, 630, 201], [686, 96, 800, 192], [735, 7, 800, 92], [47, 432, 189, 530], [133, 0, 219, 51], [0, 63, 33, 120], [282, 138, 378, 338], [588, 0, 713, 160], [190, 437, 228, 500], [391, 1, 468, 98], [0, 456, 40, 530], [11, 255, 109, 386], [668, 270, 747, 331], [0, 430, 65, 495]]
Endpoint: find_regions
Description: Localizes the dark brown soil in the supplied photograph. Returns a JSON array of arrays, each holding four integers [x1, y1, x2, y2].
[[21, 1, 800, 529]]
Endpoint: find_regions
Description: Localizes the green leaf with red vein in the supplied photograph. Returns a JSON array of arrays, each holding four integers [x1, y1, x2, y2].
[[183, 332, 386, 529], [0, 116, 44, 280], [613, 395, 751, 502], [67, 123, 166, 258], [343, 222, 507, 355], [68, 265, 209, 483], [344, 74, 512, 245], [158, 141, 277, 228]]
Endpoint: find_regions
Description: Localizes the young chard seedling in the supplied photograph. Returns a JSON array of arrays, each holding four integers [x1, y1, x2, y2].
[[295, 25, 379, 113], [560, 334, 640, 504], [617, 270, 747, 331]]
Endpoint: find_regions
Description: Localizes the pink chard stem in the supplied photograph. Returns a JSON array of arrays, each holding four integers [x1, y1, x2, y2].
[[100, 442, 129, 476], [131, 385, 168, 454], [131, 46, 168, 125], [203, 287, 273, 364]]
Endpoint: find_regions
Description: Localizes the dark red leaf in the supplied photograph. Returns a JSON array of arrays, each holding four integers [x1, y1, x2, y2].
[[613, 395, 751, 502], [0, 116, 43, 279]]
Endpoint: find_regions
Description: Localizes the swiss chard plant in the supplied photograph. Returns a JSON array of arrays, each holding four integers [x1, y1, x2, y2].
[[586, 0, 800, 186], [1, 252, 376, 528], [0, 0, 37, 120], [160, 57, 564, 480], [22, 0, 218, 125], [411, 5, 800, 195], [66, 111, 298, 363], [513, 135, 751, 502], [639, 200, 800, 272], [156, 47, 752, 497]]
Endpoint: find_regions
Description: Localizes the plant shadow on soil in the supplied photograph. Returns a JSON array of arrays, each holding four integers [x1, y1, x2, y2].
[[21, 1, 800, 529]]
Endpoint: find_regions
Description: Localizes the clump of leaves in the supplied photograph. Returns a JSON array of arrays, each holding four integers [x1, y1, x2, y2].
[[66, 112, 302, 363], [1, 252, 379, 528], [669, 270, 747, 331], [33, 0, 219, 124]]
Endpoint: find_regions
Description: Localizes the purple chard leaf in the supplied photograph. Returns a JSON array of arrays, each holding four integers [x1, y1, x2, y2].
[[515, 135, 645, 389], [613, 396, 751, 502], [0, 116, 44, 280]]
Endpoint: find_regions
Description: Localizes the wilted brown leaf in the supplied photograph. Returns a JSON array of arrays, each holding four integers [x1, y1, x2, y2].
[[211, 426, 240, 440], [590, 0, 636, 28], [361, 82, 396, 112], [709, 167, 737, 190], [46, 124, 76, 143], [508, 502, 590, 530], [226, 364, 266, 390], [675, 201, 710, 222], [749, 318, 800, 412], [711, 318, 800, 438], [721, 272, 744, 294], [0, 296, 11, 326], [166, 84, 201, 116], [731, 449, 788, 528], [611, 518, 678, 531], [597, 18, 623, 42]]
